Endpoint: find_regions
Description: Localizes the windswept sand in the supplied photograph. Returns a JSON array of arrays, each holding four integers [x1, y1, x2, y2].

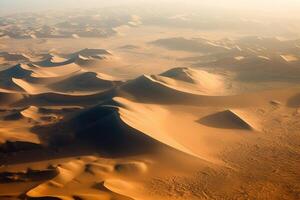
[[0, 47, 299, 200]]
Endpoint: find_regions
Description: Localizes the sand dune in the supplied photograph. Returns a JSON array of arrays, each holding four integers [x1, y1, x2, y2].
[[121, 74, 201, 103], [12, 78, 51, 94], [197, 109, 254, 130], [26, 160, 85, 198], [73, 54, 115, 67], [24, 158, 143, 200], [32, 62, 81, 75], [114, 161, 148, 175], [0, 64, 36, 91], [19, 106, 54, 122], [74, 53, 121, 69], [121, 68, 231, 104], [159, 67, 229, 95], [12, 68, 121, 95], [0, 63, 79, 84], [0, 52, 30, 62], [280, 54, 298, 62], [14, 89, 116, 107], [33, 55, 74, 67], [49, 71, 121, 92], [0, 46, 300, 200], [29, 49, 113, 73], [31, 96, 196, 158], [57, 49, 113, 67], [69, 48, 111, 59], [0, 64, 33, 79], [150, 37, 228, 53], [35, 98, 163, 154]]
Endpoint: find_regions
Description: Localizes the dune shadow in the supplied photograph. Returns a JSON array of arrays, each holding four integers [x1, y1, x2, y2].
[[0, 105, 165, 166]]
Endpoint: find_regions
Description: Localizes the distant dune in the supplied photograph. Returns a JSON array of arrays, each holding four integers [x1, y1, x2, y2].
[[150, 37, 228, 53], [49, 72, 121, 93]]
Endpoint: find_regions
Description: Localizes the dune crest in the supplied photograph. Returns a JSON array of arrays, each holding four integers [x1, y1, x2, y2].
[[121, 68, 232, 104], [49, 71, 121, 93]]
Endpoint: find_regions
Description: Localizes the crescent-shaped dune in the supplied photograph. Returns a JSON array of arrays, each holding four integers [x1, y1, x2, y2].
[[0, 64, 36, 91], [121, 67, 231, 102], [33, 55, 75, 67], [26, 160, 85, 198], [160, 67, 223, 86], [26, 160, 136, 200], [0, 64, 33, 79], [121, 74, 202, 103], [20, 106, 42, 121], [31, 63, 81, 77], [38, 97, 198, 158], [12, 78, 51, 94], [14, 89, 116, 107]]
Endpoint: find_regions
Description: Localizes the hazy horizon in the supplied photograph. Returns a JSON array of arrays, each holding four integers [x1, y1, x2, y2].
[[1, 0, 300, 15]]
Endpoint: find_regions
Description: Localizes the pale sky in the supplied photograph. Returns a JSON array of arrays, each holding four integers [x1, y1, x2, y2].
[[1, 0, 299, 15]]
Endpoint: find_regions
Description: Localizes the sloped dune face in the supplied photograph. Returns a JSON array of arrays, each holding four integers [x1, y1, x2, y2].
[[69, 48, 111, 59], [0, 64, 34, 91], [12, 78, 51, 94], [33, 96, 197, 158], [38, 99, 163, 155], [0, 52, 30, 62], [197, 110, 254, 130], [0, 64, 33, 79], [121, 67, 231, 104], [158, 67, 228, 95], [31, 96, 261, 163], [49, 72, 120, 93], [68, 48, 113, 67], [20, 106, 57, 122], [34, 56, 74, 67], [32, 63, 82, 77], [150, 37, 227, 53], [161, 67, 211, 84], [0, 49, 122, 96], [26, 160, 86, 198], [20, 106, 40, 120]]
